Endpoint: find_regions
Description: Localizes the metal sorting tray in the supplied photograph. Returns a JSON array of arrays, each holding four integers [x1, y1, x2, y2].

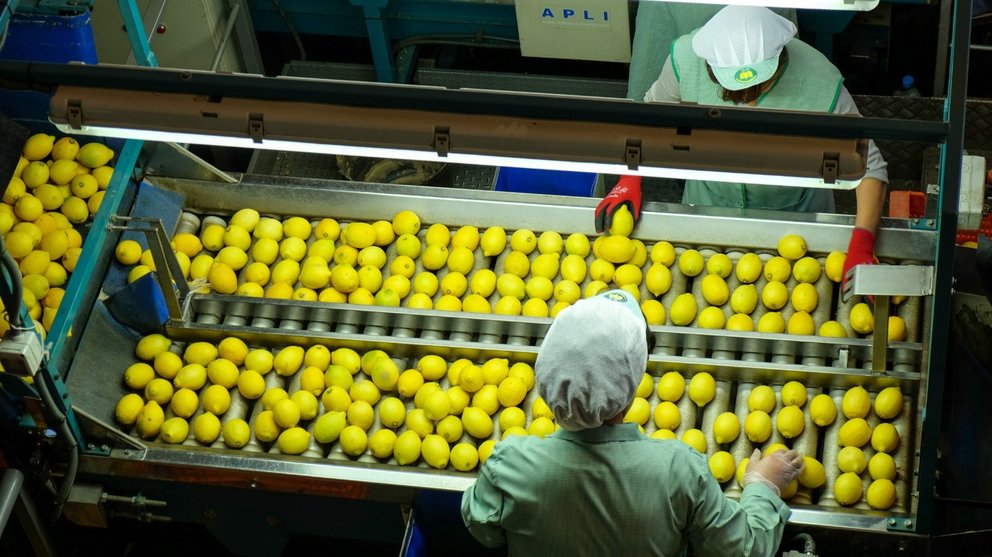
[[66, 175, 934, 530]]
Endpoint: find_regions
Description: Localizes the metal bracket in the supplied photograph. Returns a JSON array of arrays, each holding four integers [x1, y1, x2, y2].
[[106, 216, 191, 325], [433, 127, 450, 157], [625, 140, 641, 170], [248, 113, 264, 143], [66, 99, 84, 129], [822, 152, 839, 183], [886, 516, 916, 532]]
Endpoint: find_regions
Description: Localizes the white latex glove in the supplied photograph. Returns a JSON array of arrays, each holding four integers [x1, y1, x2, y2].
[[743, 448, 804, 496]]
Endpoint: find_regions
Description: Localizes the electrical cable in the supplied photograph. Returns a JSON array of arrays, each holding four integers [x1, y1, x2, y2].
[[391, 33, 520, 55], [0, 233, 23, 328], [270, 0, 306, 61]]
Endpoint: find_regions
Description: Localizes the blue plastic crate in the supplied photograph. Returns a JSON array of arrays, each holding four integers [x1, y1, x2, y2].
[[0, 11, 97, 124], [494, 167, 597, 197]]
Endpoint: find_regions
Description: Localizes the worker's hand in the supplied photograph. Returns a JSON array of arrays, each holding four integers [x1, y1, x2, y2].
[[594, 175, 642, 234], [742, 448, 804, 497], [841, 227, 877, 294]]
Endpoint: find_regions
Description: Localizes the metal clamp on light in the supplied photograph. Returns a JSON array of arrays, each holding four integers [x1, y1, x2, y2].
[[47, 85, 869, 190], [842, 265, 935, 373]]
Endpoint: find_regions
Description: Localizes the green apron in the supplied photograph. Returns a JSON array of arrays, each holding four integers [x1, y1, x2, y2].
[[672, 33, 844, 212]]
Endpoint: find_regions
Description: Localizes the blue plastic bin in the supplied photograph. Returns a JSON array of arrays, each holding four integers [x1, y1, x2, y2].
[[0, 11, 98, 124], [494, 167, 597, 197]]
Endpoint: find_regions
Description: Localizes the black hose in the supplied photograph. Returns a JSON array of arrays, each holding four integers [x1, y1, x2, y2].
[[270, 0, 306, 61], [0, 233, 23, 328], [34, 370, 79, 521], [790, 532, 817, 554]]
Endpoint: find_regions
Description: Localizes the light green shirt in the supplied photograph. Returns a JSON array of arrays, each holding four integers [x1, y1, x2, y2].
[[461, 423, 791, 557]]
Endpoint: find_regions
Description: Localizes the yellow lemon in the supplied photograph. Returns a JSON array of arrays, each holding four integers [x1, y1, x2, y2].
[[421, 244, 449, 271], [874, 387, 903, 419], [641, 299, 665, 325], [651, 429, 677, 441], [613, 263, 642, 287], [391, 210, 421, 236], [888, 316, 907, 342], [871, 422, 900, 453], [818, 320, 848, 338], [159, 417, 190, 444], [838, 417, 872, 447], [135, 333, 172, 361], [726, 313, 754, 331], [761, 281, 788, 310], [778, 234, 807, 260], [76, 142, 115, 168], [219, 418, 250, 448], [697, 306, 726, 329], [15, 195, 44, 222], [114, 393, 145, 426], [809, 393, 837, 426], [656, 371, 685, 402], [521, 298, 548, 317], [134, 400, 165, 439], [480, 226, 506, 256], [509, 228, 537, 254], [825, 251, 846, 282], [677, 249, 704, 277], [842, 386, 871, 419], [713, 412, 740, 444], [780, 381, 807, 407], [687, 372, 715, 407], [23, 133, 56, 160], [701, 274, 729, 305], [706, 253, 733, 278], [763, 256, 791, 283], [584, 280, 609, 298], [201, 384, 232, 415], [776, 405, 805, 438], [623, 397, 651, 426], [537, 230, 564, 254], [22, 162, 50, 188], [850, 303, 874, 334], [869, 452, 897, 481], [339, 425, 369, 456], [645, 264, 672, 297], [834, 472, 863, 506], [735, 253, 763, 284], [447, 246, 476, 275], [653, 401, 681, 430], [681, 428, 707, 454], [395, 233, 422, 259], [792, 257, 822, 284], [565, 233, 591, 257], [371, 220, 394, 246], [866, 478, 896, 510], [342, 222, 376, 249], [588, 258, 615, 283], [798, 456, 826, 489], [787, 311, 815, 335], [650, 241, 676, 266], [451, 225, 480, 251], [838, 445, 867, 474], [208, 263, 238, 295], [144, 377, 174, 405], [791, 283, 818, 313], [709, 451, 736, 483], [744, 410, 772, 443], [669, 293, 697, 326]]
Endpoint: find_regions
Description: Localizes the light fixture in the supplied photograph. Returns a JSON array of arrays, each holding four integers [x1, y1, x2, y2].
[[636, 0, 879, 11], [48, 85, 869, 189]]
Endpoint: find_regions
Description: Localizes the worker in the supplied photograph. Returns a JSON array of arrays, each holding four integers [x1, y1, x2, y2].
[[626, 3, 798, 103], [597, 6, 888, 287], [461, 289, 805, 556]]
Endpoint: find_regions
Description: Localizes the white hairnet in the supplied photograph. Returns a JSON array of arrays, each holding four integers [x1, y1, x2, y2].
[[535, 290, 648, 431], [691, 6, 796, 91]]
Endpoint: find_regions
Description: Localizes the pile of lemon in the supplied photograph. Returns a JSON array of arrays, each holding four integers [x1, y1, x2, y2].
[[114, 333, 548, 471], [831, 385, 905, 510], [631, 372, 904, 509], [0, 133, 116, 339]]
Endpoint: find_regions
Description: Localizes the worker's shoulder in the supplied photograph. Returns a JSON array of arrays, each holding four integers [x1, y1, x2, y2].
[[644, 438, 709, 465]]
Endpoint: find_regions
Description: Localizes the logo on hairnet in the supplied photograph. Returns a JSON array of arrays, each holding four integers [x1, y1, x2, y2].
[[603, 291, 628, 303], [735, 67, 758, 84]]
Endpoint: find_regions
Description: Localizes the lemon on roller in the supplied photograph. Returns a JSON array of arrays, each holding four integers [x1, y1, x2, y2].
[[395, 233, 422, 259], [497, 377, 527, 407], [221, 418, 251, 448], [15, 195, 43, 222], [350, 379, 381, 406], [825, 251, 846, 283], [744, 410, 772, 443], [76, 142, 115, 168], [393, 429, 423, 465], [252, 217, 282, 241], [865, 478, 897, 510], [687, 372, 715, 407], [313, 411, 347, 444], [520, 298, 547, 317], [641, 299, 666, 325], [345, 400, 374, 430], [726, 313, 754, 331], [274, 427, 310, 455], [643, 264, 672, 297], [421, 223, 450, 247], [372, 284, 401, 307], [433, 294, 460, 311], [462, 406, 494, 439], [842, 386, 871, 419], [873, 387, 903, 419], [736, 458, 750, 488], [175, 363, 208, 390], [319, 287, 347, 303], [424, 390, 452, 421], [35, 184, 65, 210], [260, 388, 289, 412], [869, 452, 897, 481], [763, 443, 789, 458], [508, 362, 535, 390], [735, 253, 763, 284], [709, 451, 736, 483], [144, 378, 174, 405], [588, 259, 615, 283], [199, 384, 231, 415], [551, 280, 580, 305], [387, 256, 416, 280], [390, 210, 421, 236], [650, 241, 676, 266], [152, 352, 183, 381], [419, 435, 449, 469], [115, 393, 145, 425], [509, 229, 537, 254], [531, 396, 554, 420], [792, 257, 822, 284], [368, 429, 398, 459], [624, 397, 651, 426], [290, 391, 319, 421], [850, 303, 874, 334], [838, 417, 872, 447], [190, 412, 221, 445], [760, 281, 787, 310], [207, 262, 238, 295], [884, 315, 907, 342], [792, 457, 825, 490], [776, 405, 805, 438], [700, 274, 730, 306], [681, 429, 707, 454], [656, 371, 685, 402], [780, 381, 807, 407], [535, 230, 563, 255], [757, 312, 786, 333], [450, 443, 479, 472], [837, 446, 868, 474], [206, 358, 240, 389], [134, 401, 165, 439], [704, 253, 733, 278], [558, 255, 586, 284], [653, 401, 681, 430], [809, 394, 837, 426], [447, 247, 476, 275], [339, 425, 369, 456], [762, 256, 791, 283], [584, 280, 609, 299], [449, 225, 480, 251], [447, 387, 470, 415], [421, 244, 449, 271], [371, 220, 394, 246], [871, 422, 900, 453], [436, 415, 465, 443], [472, 385, 500, 416], [124, 362, 155, 389], [669, 293, 698, 326], [777, 234, 807, 260], [651, 429, 677, 441], [697, 306, 726, 329], [159, 417, 190, 444], [818, 320, 848, 338], [712, 412, 740, 444], [599, 235, 636, 264], [324, 365, 354, 392], [677, 249, 704, 277], [564, 233, 591, 257]]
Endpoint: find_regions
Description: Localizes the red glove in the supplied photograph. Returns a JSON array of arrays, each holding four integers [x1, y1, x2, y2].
[[594, 175, 642, 234], [842, 227, 877, 293]]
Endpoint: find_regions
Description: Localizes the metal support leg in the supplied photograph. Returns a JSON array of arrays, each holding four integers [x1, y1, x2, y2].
[[119, 0, 161, 68], [871, 295, 891, 372], [351, 0, 396, 82], [0, 468, 24, 532]]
